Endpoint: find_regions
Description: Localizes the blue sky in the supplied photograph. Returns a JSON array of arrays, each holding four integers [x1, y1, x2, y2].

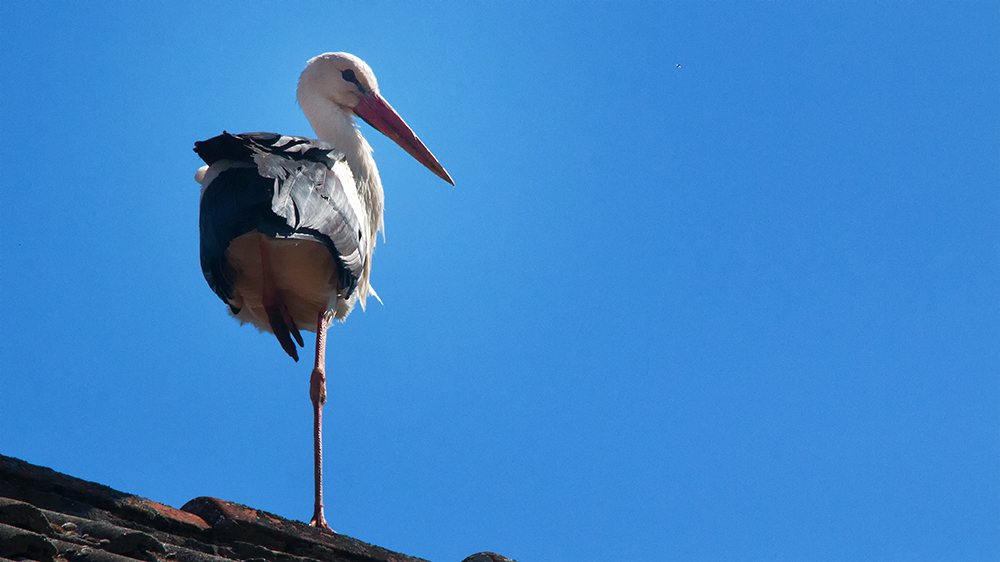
[[1, 2, 998, 561]]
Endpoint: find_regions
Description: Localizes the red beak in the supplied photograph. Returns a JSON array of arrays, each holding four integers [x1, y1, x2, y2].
[[353, 91, 454, 185]]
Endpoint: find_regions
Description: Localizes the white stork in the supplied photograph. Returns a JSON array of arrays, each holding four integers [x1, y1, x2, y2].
[[195, 52, 453, 530]]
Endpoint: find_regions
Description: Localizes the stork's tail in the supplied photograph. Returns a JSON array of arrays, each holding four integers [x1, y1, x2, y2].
[[258, 235, 304, 361], [265, 294, 303, 361]]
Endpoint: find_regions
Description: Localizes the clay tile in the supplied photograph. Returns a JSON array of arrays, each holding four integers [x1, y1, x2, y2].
[[0, 498, 56, 536], [0, 521, 58, 562]]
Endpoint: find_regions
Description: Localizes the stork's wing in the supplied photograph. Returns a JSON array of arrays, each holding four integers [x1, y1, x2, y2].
[[196, 132, 368, 309]]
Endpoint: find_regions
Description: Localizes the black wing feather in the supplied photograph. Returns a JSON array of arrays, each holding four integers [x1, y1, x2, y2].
[[196, 132, 367, 308]]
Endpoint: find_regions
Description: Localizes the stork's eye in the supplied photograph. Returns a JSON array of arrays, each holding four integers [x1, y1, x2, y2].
[[341, 69, 357, 83]]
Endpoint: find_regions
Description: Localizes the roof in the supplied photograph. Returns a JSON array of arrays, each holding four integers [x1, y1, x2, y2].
[[0, 455, 515, 562]]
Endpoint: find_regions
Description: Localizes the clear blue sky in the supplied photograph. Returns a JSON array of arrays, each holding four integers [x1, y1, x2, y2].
[[2, 2, 998, 561]]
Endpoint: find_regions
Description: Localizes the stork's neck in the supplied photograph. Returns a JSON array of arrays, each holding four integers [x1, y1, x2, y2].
[[299, 95, 380, 188], [298, 92, 385, 236]]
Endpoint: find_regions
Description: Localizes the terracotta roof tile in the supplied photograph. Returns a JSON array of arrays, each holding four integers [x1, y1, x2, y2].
[[0, 455, 515, 562]]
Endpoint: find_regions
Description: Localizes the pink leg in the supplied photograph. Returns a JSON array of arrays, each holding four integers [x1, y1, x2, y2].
[[309, 311, 332, 531]]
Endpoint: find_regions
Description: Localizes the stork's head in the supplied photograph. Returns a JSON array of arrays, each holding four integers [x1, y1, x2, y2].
[[299, 53, 377, 109], [298, 52, 453, 185]]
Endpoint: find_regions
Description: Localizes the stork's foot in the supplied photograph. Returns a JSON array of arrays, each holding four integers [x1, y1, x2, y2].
[[310, 508, 332, 532]]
